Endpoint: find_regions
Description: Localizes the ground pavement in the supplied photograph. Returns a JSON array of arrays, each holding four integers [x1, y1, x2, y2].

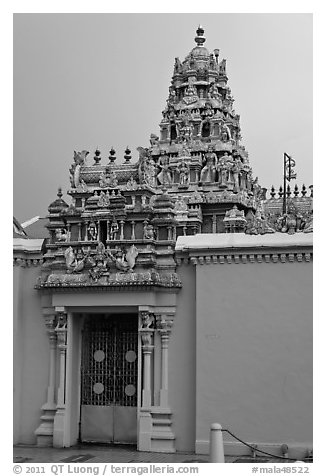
[[13, 444, 290, 464]]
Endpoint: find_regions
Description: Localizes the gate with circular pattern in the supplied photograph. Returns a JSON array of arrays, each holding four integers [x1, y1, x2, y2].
[[80, 314, 138, 444]]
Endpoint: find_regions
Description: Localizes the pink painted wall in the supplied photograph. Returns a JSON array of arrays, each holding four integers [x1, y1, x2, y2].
[[195, 260, 313, 451], [13, 265, 49, 444], [169, 264, 196, 452]]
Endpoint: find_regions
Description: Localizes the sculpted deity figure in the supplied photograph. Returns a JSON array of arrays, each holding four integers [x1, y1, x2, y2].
[[65, 246, 88, 273], [168, 88, 177, 104], [173, 57, 182, 74], [70, 150, 89, 188], [125, 176, 138, 191], [240, 158, 251, 191], [219, 58, 227, 75], [157, 155, 172, 186], [55, 228, 68, 242], [87, 222, 98, 241], [231, 156, 242, 193], [144, 157, 156, 187], [149, 133, 159, 147], [177, 159, 190, 186], [88, 242, 109, 281], [277, 202, 298, 235], [217, 152, 230, 188], [109, 219, 119, 240], [252, 177, 262, 199], [76, 179, 88, 192], [200, 147, 218, 183], [185, 83, 197, 97], [137, 147, 156, 187], [143, 222, 155, 240], [208, 82, 221, 101], [99, 168, 118, 188], [221, 124, 231, 142], [113, 245, 139, 272]]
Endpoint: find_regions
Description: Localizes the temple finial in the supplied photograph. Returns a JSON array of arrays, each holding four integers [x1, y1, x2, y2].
[[195, 25, 206, 47]]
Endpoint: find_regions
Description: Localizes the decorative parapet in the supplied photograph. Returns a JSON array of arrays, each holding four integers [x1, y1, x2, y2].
[[175, 232, 313, 265], [13, 237, 45, 267], [13, 257, 44, 267]]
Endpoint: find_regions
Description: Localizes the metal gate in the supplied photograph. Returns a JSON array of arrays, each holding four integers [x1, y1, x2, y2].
[[80, 314, 138, 444]]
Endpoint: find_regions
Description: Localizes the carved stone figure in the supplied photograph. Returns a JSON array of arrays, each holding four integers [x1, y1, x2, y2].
[[140, 311, 154, 329], [221, 124, 231, 142], [99, 169, 118, 188], [76, 179, 88, 192], [137, 147, 156, 187], [183, 81, 198, 105], [125, 177, 138, 190], [240, 159, 251, 191], [150, 133, 159, 147], [245, 210, 275, 235], [168, 88, 177, 104], [216, 152, 230, 187], [252, 177, 262, 199], [70, 150, 89, 188], [157, 155, 172, 185], [109, 219, 119, 240], [98, 191, 110, 207], [87, 221, 98, 241], [112, 245, 139, 272], [55, 228, 68, 242], [303, 213, 313, 233], [219, 58, 227, 74], [143, 223, 155, 240], [208, 82, 221, 101], [231, 157, 242, 193], [177, 159, 190, 186], [64, 246, 88, 273], [173, 57, 182, 74], [88, 242, 109, 282], [200, 147, 217, 183]]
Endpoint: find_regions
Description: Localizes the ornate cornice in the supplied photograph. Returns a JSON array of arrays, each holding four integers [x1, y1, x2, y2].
[[13, 257, 44, 267], [176, 250, 312, 266]]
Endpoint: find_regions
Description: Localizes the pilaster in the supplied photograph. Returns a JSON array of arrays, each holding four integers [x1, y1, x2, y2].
[[35, 309, 57, 447], [53, 307, 68, 448]]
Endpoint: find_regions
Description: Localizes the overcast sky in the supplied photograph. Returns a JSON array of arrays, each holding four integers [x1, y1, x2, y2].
[[13, 13, 312, 222]]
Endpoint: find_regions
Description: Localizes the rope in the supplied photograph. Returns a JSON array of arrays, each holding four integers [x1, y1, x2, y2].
[[221, 429, 301, 461]]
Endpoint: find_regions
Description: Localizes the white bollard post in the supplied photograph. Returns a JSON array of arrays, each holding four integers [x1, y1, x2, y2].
[[209, 423, 225, 463]]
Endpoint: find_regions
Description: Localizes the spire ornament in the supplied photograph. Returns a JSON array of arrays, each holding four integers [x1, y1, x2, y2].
[[195, 25, 206, 47]]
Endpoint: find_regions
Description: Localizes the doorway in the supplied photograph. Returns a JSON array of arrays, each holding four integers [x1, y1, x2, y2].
[[80, 314, 138, 444]]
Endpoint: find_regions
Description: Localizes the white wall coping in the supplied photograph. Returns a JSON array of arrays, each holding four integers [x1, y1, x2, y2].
[[21, 215, 40, 228], [13, 238, 44, 252], [175, 233, 313, 251]]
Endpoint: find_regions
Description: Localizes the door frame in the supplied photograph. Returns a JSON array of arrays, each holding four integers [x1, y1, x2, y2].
[[63, 307, 140, 448], [79, 312, 139, 444]]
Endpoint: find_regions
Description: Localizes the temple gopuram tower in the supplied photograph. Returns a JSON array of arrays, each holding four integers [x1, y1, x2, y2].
[[147, 25, 261, 235]]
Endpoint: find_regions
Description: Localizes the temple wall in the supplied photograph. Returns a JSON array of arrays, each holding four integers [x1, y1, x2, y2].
[[169, 264, 196, 452], [13, 264, 48, 444], [194, 259, 313, 454]]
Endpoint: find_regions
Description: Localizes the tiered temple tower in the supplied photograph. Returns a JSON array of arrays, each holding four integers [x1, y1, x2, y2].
[[39, 26, 312, 291]]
